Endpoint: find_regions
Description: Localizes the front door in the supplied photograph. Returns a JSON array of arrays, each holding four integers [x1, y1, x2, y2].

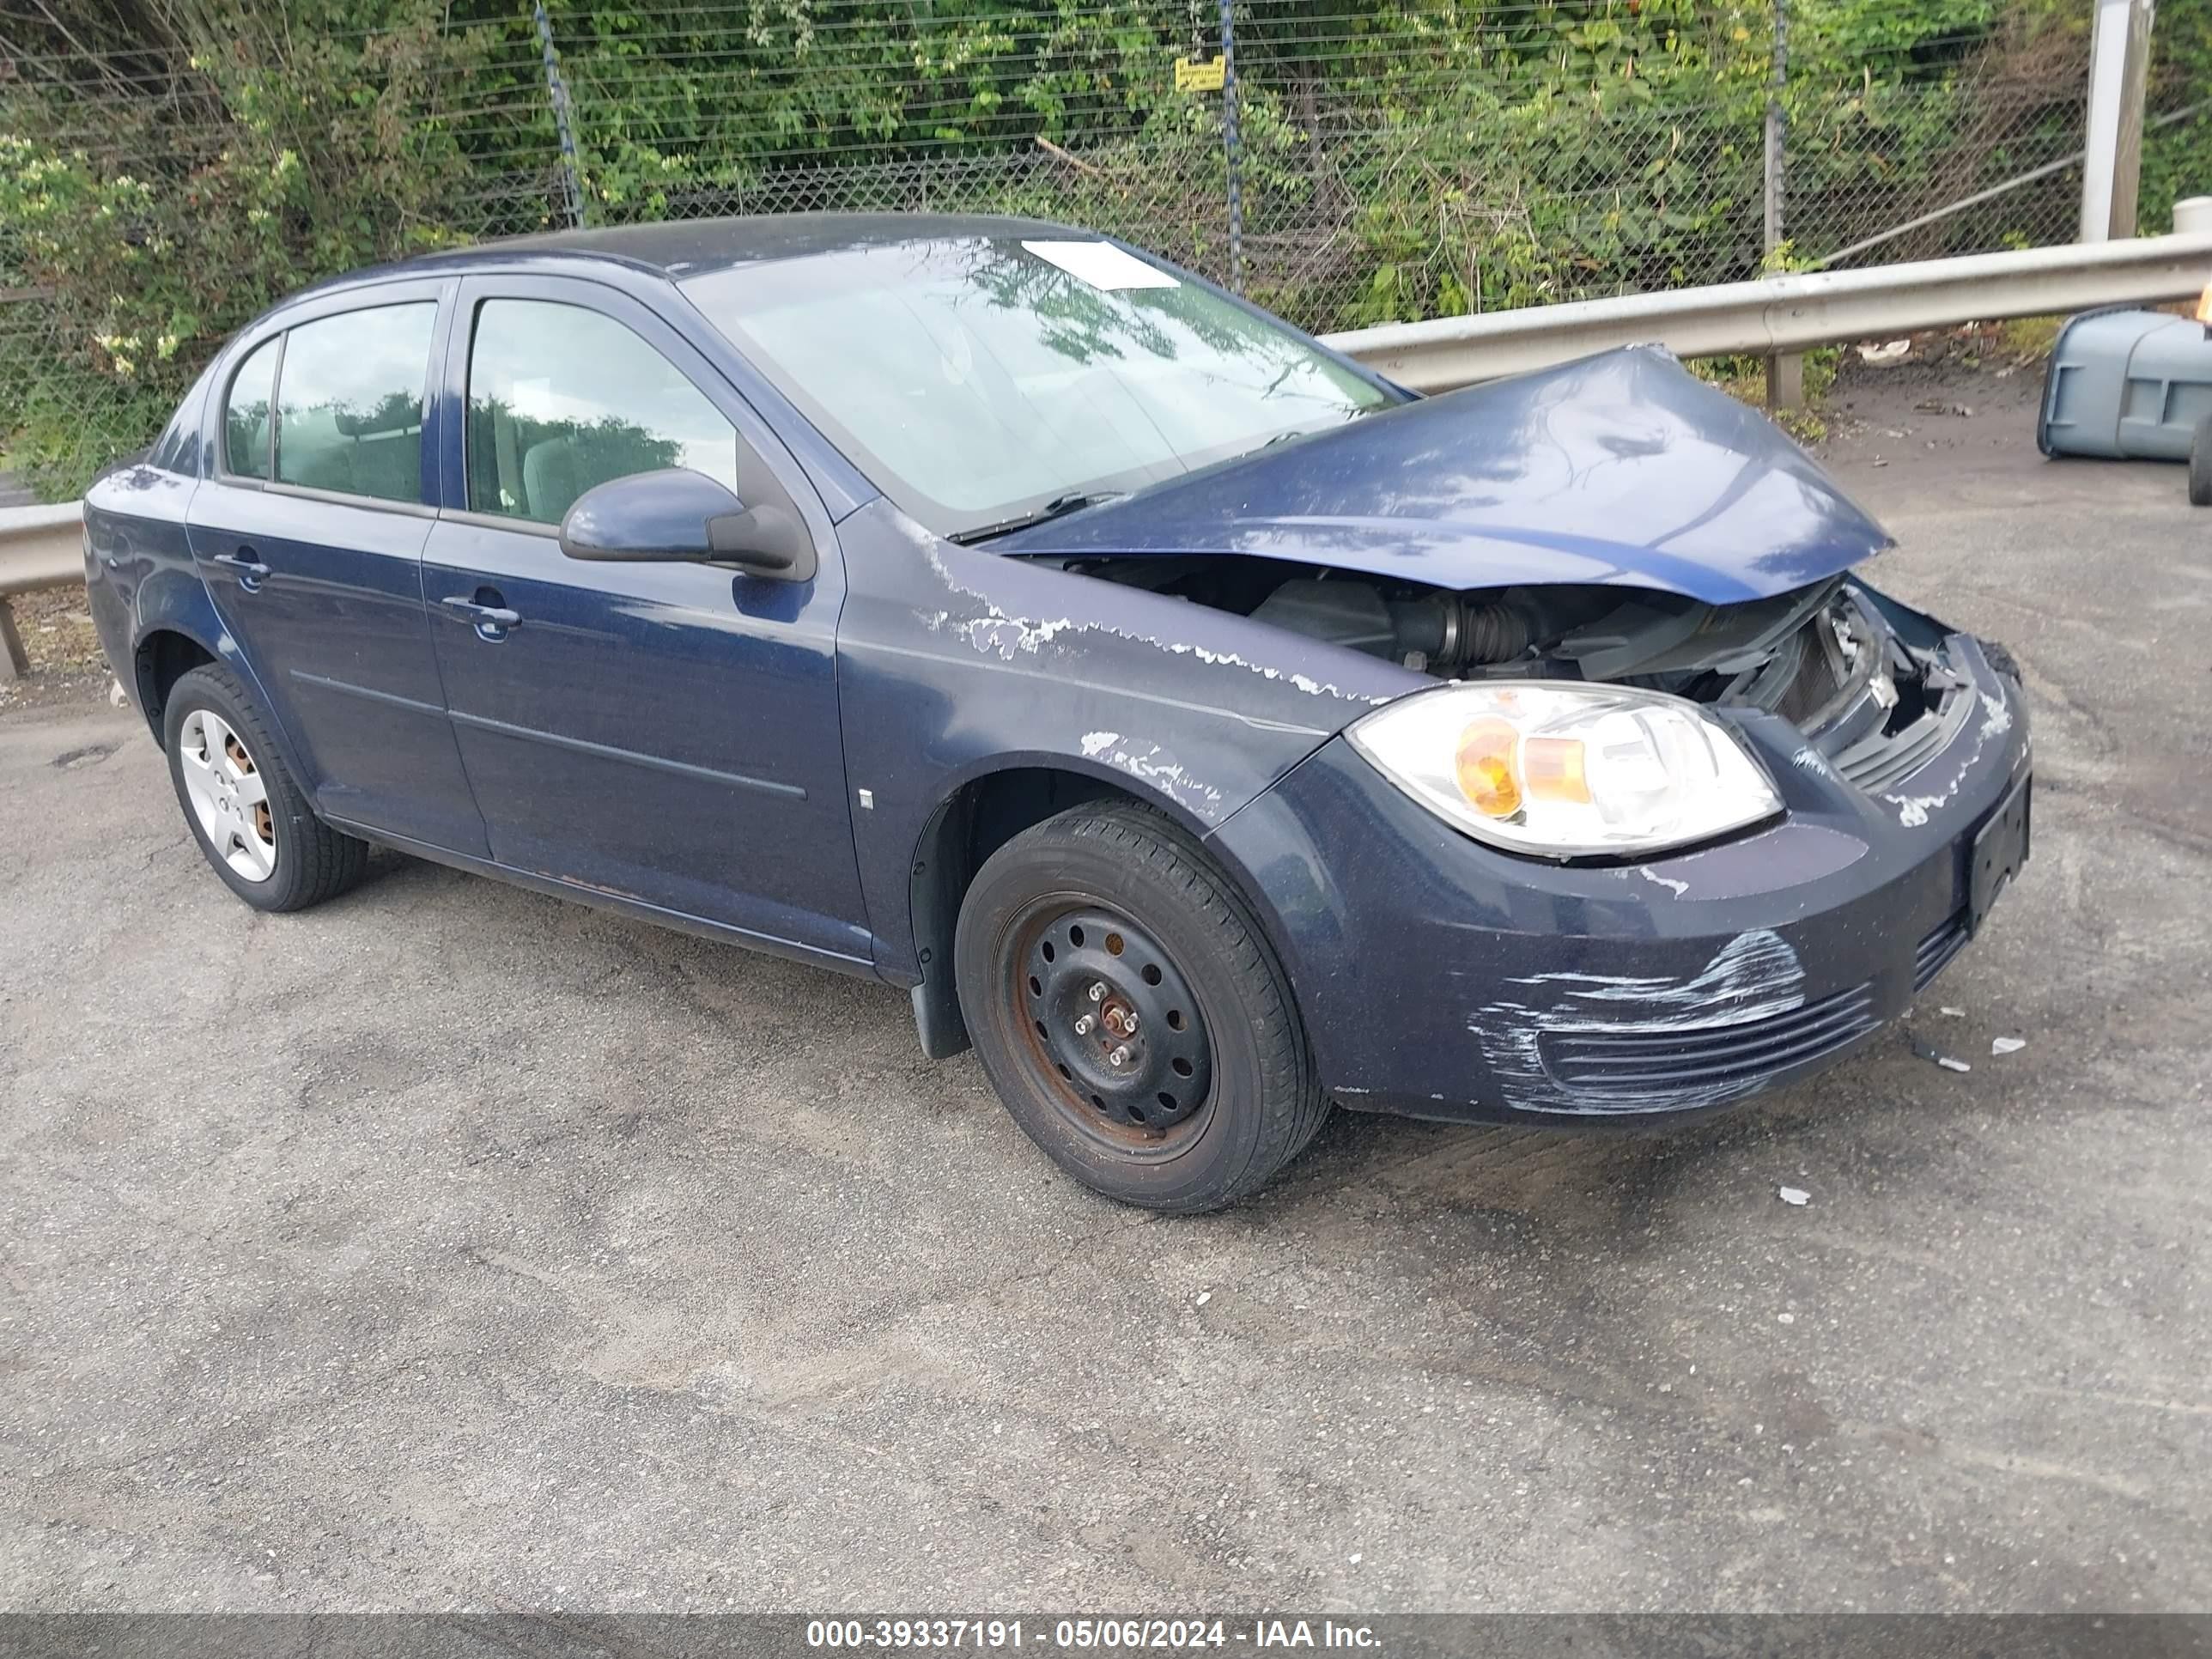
[[422, 276, 871, 964], [186, 286, 490, 856]]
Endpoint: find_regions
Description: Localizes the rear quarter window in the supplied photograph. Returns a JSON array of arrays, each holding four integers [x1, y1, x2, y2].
[[151, 361, 216, 476]]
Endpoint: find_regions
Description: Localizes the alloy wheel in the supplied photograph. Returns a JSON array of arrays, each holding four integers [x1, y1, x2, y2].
[[178, 708, 277, 883]]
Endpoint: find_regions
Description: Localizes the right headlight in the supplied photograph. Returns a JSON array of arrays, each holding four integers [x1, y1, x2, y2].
[[1346, 681, 1782, 860]]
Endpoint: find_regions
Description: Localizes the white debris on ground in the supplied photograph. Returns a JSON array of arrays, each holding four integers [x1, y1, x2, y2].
[[1991, 1036, 2027, 1055], [1940, 1006, 1966, 1018], [1911, 1032, 1974, 1072], [1778, 1186, 1810, 1206]]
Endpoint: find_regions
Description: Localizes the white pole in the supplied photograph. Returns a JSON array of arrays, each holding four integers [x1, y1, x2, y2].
[[2081, 0, 2155, 241]]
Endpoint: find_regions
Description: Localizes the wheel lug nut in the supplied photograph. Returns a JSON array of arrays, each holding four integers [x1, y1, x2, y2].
[[1109, 1045, 1130, 1066], [1074, 1014, 1095, 1036], [1088, 981, 1106, 1002], [1121, 1012, 1139, 1034]]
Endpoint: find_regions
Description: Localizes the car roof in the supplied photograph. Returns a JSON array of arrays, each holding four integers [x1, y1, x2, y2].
[[313, 212, 1095, 295]]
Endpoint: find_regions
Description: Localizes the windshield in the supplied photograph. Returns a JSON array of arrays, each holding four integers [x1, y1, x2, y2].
[[681, 235, 1394, 538]]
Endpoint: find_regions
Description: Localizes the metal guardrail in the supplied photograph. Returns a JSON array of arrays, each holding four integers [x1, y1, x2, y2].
[[0, 503, 84, 681], [1322, 228, 2212, 392], [3, 228, 2209, 677]]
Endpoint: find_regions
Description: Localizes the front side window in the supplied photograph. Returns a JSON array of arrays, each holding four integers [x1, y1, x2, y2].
[[223, 337, 280, 480], [679, 236, 1394, 538], [465, 300, 739, 526], [275, 303, 435, 504]]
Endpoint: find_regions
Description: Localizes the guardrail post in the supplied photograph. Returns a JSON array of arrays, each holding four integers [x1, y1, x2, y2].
[[0, 599, 27, 682], [1765, 351, 1805, 410]]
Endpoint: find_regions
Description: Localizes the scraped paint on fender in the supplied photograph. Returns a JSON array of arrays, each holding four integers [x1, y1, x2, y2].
[[997, 346, 1894, 603]]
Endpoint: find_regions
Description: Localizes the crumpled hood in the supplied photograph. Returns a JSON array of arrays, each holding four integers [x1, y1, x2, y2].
[[995, 344, 1893, 604]]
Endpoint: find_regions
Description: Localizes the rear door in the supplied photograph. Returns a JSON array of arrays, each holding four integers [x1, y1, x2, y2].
[[187, 282, 490, 855], [421, 274, 870, 965]]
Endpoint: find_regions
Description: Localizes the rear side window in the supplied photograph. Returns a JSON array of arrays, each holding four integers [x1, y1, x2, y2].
[[465, 299, 738, 525], [275, 303, 435, 504], [224, 337, 280, 480]]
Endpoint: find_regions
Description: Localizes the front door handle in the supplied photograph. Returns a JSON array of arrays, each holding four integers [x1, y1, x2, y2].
[[441, 593, 521, 640], [214, 550, 270, 591]]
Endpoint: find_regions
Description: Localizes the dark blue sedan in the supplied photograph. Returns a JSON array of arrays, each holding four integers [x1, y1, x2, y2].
[[82, 214, 2031, 1211]]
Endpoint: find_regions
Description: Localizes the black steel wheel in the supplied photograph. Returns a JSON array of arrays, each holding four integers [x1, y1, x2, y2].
[[2191, 413, 2212, 507], [1012, 903, 1216, 1152], [955, 800, 1329, 1211]]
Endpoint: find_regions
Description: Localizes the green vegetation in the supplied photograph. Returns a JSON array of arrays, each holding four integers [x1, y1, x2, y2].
[[3, 0, 2207, 498]]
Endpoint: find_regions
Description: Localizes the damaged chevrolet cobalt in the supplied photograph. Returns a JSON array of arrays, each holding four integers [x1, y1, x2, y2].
[[82, 215, 2032, 1211]]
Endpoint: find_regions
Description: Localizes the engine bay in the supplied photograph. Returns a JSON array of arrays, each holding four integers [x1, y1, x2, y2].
[[1063, 554, 1978, 793]]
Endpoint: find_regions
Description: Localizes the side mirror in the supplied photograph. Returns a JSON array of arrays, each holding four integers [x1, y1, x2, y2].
[[558, 467, 817, 582]]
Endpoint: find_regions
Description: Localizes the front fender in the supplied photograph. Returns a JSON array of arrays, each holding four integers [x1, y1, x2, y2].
[[833, 498, 1427, 981]]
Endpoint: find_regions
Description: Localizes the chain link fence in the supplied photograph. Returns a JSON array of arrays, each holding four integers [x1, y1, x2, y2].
[[2, 0, 2200, 501]]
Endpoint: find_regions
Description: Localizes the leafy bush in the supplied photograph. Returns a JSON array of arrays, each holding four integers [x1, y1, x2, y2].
[[0, 0, 495, 495], [5, 0, 2209, 501]]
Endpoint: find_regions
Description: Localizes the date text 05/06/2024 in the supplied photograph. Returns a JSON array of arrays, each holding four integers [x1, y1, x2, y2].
[[804, 1618, 1383, 1650]]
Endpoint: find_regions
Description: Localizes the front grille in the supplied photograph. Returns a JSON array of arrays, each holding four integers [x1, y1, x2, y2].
[[1915, 911, 1970, 992], [1539, 981, 1880, 1097], [1832, 689, 1974, 793]]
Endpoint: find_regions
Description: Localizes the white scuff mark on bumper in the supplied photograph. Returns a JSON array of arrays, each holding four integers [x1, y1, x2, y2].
[[1889, 793, 1947, 828], [1470, 929, 1810, 1115], [1791, 746, 1831, 775], [1638, 867, 1690, 897], [1886, 678, 2023, 828]]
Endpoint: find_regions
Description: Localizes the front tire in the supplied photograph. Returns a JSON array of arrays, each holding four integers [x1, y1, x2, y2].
[[2190, 413, 2212, 507], [954, 801, 1329, 1212], [164, 664, 369, 912]]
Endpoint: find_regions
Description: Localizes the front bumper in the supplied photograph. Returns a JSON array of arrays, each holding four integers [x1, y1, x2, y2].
[[1209, 633, 2030, 1123]]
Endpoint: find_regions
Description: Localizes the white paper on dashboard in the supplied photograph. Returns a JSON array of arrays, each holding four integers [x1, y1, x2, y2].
[[1020, 240, 1180, 290]]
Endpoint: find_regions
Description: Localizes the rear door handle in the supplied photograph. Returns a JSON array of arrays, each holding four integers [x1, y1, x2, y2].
[[441, 593, 521, 638], [214, 550, 270, 590]]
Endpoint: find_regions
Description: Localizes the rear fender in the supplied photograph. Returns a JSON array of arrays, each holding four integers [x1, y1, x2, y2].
[[130, 560, 309, 783]]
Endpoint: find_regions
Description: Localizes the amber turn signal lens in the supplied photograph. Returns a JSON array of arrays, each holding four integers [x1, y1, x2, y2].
[[1454, 716, 1522, 817], [1522, 735, 1592, 804], [2199, 279, 2212, 326]]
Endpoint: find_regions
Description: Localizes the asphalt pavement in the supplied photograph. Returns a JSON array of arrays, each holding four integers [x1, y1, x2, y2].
[[2, 361, 2206, 1613]]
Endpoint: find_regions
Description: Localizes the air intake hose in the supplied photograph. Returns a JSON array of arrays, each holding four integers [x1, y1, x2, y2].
[[1386, 596, 1533, 667]]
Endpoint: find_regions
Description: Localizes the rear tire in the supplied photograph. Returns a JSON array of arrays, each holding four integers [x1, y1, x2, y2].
[[2190, 414, 2212, 507], [164, 664, 369, 913], [954, 800, 1329, 1212]]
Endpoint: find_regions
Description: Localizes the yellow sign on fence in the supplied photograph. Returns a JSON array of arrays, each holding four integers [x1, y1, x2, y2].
[[1174, 55, 1225, 93]]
